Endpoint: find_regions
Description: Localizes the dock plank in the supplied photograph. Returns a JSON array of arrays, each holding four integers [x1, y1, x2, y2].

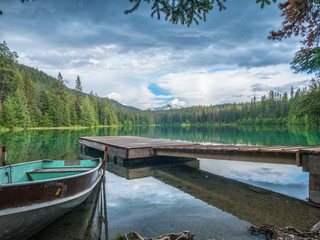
[[78, 136, 320, 164], [79, 136, 195, 159]]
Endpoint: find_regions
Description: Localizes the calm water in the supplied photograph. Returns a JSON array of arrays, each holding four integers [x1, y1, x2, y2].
[[1, 125, 320, 240]]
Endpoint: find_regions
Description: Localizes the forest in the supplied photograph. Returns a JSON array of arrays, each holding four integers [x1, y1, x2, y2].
[[0, 41, 319, 129], [0, 41, 151, 128], [153, 80, 320, 127]]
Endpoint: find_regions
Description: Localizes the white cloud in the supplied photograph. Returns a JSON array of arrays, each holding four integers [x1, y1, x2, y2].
[[1, 0, 312, 110], [169, 98, 186, 107], [199, 159, 307, 184], [106, 92, 122, 102], [155, 65, 309, 106]]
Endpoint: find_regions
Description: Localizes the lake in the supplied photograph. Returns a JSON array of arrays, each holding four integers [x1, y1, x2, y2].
[[1, 125, 320, 240]]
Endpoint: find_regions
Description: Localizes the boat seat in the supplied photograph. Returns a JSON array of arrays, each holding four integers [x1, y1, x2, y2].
[[26, 168, 94, 181], [27, 168, 93, 173]]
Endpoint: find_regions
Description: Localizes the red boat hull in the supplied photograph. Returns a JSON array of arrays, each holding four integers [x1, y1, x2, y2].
[[0, 162, 103, 240]]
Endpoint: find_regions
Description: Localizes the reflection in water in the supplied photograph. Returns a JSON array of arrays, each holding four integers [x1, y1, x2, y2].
[[26, 157, 320, 240], [151, 162, 320, 230], [2, 126, 320, 239], [105, 171, 263, 240], [199, 159, 309, 200], [30, 179, 109, 240], [105, 160, 320, 229], [1, 125, 320, 164]]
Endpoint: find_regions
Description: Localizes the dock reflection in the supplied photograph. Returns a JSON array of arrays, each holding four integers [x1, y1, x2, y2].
[[106, 159, 320, 230], [29, 156, 320, 239]]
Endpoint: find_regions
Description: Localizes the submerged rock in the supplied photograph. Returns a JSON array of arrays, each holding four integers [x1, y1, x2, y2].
[[249, 225, 320, 239], [116, 231, 195, 240], [312, 221, 320, 232]]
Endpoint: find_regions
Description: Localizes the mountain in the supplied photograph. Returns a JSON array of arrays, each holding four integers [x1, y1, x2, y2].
[[148, 102, 184, 111], [20, 65, 140, 111], [106, 98, 141, 111]]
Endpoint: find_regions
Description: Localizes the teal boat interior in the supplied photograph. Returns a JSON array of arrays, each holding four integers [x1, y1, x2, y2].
[[0, 159, 100, 184]]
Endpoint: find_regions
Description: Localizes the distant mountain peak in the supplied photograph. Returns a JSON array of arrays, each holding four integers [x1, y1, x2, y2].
[[148, 99, 186, 111]]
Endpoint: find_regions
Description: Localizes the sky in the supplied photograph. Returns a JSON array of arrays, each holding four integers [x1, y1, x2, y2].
[[0, 0, 311, 109]]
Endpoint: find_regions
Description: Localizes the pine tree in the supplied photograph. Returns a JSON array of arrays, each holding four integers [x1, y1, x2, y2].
[[0, 41, 19, 115], [74, 75, 83, 120], [23, 71, 39, 127], [80, 96, 96, 127], [52, 72, 67, 103], [2, 96, 15, 128], [2, 89, 27, 128], [48, 95, 65, 126]]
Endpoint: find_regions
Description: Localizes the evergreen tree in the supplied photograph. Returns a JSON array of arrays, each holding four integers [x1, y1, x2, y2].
[[52, 72, 67, 102], [1, 96, 15, 128], [0, 41, 19, 115], [74, 75, 83, 120], [23, 71, 40, 127], [2, 89, 27, 128], [80, 96, 96, 127], [69, 94, 78, 125], [47, 95, 65, 126]]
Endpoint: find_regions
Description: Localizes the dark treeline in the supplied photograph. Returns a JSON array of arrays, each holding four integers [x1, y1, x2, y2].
[[152, 80, 320, 126], [0, 41, 152, 128]]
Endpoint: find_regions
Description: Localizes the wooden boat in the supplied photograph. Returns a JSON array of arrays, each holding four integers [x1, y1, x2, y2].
[[0, 157, 104, 240]]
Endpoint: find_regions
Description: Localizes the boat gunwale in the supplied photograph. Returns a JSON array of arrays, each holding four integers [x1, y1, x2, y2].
[[0, 173, 103, 216], [0, 158, 102, 188]]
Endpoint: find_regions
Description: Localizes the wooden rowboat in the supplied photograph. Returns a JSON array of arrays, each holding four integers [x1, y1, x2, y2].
[[0, 157, 104, 240]]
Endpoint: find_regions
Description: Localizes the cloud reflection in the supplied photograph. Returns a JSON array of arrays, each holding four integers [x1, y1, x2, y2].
[[199, 159, 309, 200], [104, 171, 262, 239]]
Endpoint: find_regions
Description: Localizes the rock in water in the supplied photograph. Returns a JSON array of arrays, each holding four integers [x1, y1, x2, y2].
[[116, 231, 195, 240], [312, 221, 320, 232]]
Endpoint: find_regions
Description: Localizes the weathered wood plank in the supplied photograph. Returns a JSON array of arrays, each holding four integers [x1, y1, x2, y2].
[[155, 150, 297, 165], [310, 174, 320, 191], [79, 136, 195, 159], [310, 190, 320, 205], [79, 136, 320, 164]]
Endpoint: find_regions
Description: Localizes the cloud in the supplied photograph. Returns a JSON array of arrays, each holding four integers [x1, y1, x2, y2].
[[0, 0, 312, 109], [106, 92, 123, 102], [155, 65, 308, 106], [251, 83, 273, 92], [199, 158, 309, 199], [168, 98, 186, 107], [251, 80, 309, 93]]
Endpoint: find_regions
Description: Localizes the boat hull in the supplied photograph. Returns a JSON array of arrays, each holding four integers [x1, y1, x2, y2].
[[0, 160, 103, 240]]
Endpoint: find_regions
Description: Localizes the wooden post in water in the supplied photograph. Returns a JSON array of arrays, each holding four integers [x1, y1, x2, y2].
[[103, 145, 108, 177], [307, 154, 320, 206], [103, 178, 109, 240], [102, 145, 109, 240], [1, 146, 7, 166]]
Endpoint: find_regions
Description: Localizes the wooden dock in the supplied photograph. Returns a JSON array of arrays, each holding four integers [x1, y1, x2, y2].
[[78, 136, 320, 165], [79, 136, 320, 206], [78, 136, 196, 161]]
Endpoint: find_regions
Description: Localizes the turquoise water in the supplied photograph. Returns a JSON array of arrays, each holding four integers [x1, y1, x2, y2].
[[1, 125, 320, 239]]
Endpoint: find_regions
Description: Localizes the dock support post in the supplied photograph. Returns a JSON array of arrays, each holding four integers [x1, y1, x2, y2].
[[305, 154, 320, 206], [103, 146, 108, 177], [296, 152, 301, 166]]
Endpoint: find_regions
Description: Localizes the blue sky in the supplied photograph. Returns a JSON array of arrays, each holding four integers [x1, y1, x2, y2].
[[0, 0, 310, 109]]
